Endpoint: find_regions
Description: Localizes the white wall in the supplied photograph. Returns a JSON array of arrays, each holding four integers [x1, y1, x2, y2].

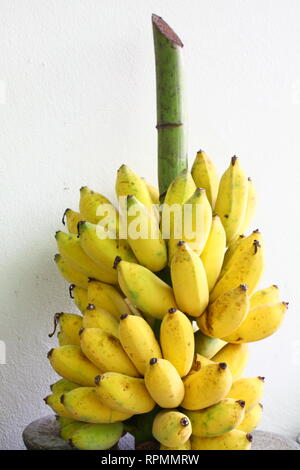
[[1, 0, 300, 449]]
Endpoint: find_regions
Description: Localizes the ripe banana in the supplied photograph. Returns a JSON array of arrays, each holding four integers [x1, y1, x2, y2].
[[160, 308, 194, 377], [47, 345, 102, 386], [79, 327, 139, 377], [82, 304, 119, 338], [161, 169, 195, 244], [191, 430, 252, 450], [181, 362, 232, 410], [212, 344, 249, 380], [200, 215, 226, 292], [191, 150, 219, 208], [188, 353, 214, 374], [171, 241, 209, 317], [214, 156, 248, 245], [60, 421, 86, 441], [79, 186, 119, 232], [144, 358, 184, 408], [197, 284, 249, 338], [169, 187, 212, 260], [95, 372, 155, 414], [143, 179, 159, 205], [58, 331, 72, 346], [194, 329, 226, 359], [87, 279, 131, 319], [185, 398, 245, 437], [239, 177, 257, 235], [62, 208, 82, 234], [126, 195, 167, 272], [49, 312, 82, 347], [250, 285, 280, 309], [222, 234, 245, 272], [210, 238, 264, 302], [222, 301, 288, 343], [54, 254, 88, 289], [226, 376, 265, 411], [237, 403, 263, 432], [115, 164, 154, 212], [69, 284, 88, 314], [44, 393, 75, 420], [152, 410, 192, 448], [116, 258, 176, 319], [119, 314, 161, 375], [70, 422, 123, 450], [55, 231, 117, 284], [50, 378, 79, 394], [62, 387, 132, 423], [78, 221, 136, 269], [220, 230, 262, 278]]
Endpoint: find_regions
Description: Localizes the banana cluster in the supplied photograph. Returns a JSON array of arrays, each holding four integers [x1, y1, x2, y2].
[[47, 152, 288, 450]]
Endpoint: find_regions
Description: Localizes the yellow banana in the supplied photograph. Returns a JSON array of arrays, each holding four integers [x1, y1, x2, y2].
[[212, 344, 249, 380], [200, 215, 226, 292], [169, 187, 212, 260], [78, 221, 136, 269], [116, 259, 176, 319], [44, 392, 75, 420], [221, 234, 246, 272], [95, 372, 155, 414], [250, 285, 280, 309], [171, 241, 209, 317], [237, 403, 263, 432], [185, 398, 245, 437], [54, 254, 88, 289], [222, 301, 288, 343], [79, 327, 138, 377], [87, 279, 131, 319], [57, 331, 72, 346], [226, 376, 265, 411], [60, 421, 86, 441], [83, 304, 119, 338], [49, 312, 82, 347], [143, 179, 160, 205], [194, 329, 226, 359], [70, 422, 123, 450], [152, 410, 192, 448], [47, 345, 102, 386], [239, 177, 257, 234], [191, 430, 252, 450], [191, 150, 219, 208], [160, 308, 194, 377], [182, 362, 232, 410], [160, 440, 191, 450], [62, 208, 82, 234], [62, 387, 132, 423], [197, 284, 249, 338], [69, 284, 88, 314], [188, 353, 214, 375], [55, 231, 117, 284], [214, 156, 248, 245], [50, 378, 80, 394], [119, 314, 161, 375], [220, 230, 262, 278], [126, 195, 167, 272], [144, 358, 184, 408], [161, 169, 196, 249], [79, 186, 119, 232], [210, 238, 264, 302], [115, 164, 154, 211]]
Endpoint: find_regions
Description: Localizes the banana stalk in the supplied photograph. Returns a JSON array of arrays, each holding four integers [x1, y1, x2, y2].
[[152, 14, 188, 198]]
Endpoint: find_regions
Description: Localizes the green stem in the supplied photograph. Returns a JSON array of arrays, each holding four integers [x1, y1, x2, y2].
[[152, 14, 188, 198]]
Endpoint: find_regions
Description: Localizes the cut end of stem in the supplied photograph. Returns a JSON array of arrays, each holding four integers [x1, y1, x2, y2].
[[152, 14, 183, 47]]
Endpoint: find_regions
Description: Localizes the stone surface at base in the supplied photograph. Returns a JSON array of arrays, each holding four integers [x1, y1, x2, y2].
[[23, 415, 300, 451]]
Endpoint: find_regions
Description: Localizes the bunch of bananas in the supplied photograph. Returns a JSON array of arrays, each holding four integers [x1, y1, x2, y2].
[[46, 151, 288, 450]]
